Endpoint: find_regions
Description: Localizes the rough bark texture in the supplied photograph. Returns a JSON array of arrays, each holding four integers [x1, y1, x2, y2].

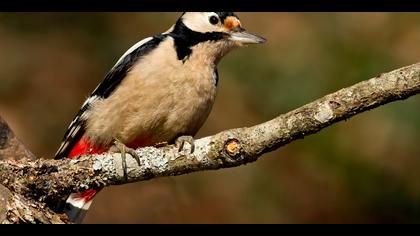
[[0, 116, 70, 223], [0, 62, 419, 223], [0, 117, 36, 162]]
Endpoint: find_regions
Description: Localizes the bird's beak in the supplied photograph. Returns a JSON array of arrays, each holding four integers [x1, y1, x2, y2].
[[229, 29, 266, 44], [228, 27, 267, 44], [223, 16, 266, 45]]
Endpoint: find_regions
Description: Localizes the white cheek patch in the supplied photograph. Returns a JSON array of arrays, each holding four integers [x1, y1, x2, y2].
[[182, 12, 222, 33]]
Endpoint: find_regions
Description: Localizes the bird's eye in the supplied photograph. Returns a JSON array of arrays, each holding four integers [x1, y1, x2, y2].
[[209, 16, 219, 25]]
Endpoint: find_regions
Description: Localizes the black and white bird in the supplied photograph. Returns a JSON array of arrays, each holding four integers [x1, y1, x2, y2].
[[54, 12, 266, 223]]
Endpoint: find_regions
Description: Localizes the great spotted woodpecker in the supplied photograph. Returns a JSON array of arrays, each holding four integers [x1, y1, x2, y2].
[[54, 12, 266, 223]]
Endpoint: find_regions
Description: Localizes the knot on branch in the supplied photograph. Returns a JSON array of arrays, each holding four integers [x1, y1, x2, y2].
[[225, 138, 241, 158]]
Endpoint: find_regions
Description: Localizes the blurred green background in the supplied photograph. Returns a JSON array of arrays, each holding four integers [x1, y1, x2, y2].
[[0, 12, 419, 223]]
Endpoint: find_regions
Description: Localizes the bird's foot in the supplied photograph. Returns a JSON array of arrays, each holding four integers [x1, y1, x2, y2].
[[111, 140, 141, 181], [175, 135, 195, 153]]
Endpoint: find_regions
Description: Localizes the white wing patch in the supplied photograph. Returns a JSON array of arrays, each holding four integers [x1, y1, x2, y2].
[[70, 125, 82, 138], [82, 95, 98, 108], [55, 95, 99, 159], [59, 141, 69, 155], [114, 37, 153, 67]]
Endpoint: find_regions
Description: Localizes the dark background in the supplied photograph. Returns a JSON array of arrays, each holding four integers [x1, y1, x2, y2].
[[0, 12, 419, 223]]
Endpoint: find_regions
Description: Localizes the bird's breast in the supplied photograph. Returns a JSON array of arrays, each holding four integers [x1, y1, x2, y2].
[[85, 37, 218, 146]]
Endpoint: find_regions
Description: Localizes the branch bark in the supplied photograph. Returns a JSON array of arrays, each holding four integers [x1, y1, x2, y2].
[[1, 62, 419, 223], [0, 116, 69, 223], [0, 116, 36, 162]]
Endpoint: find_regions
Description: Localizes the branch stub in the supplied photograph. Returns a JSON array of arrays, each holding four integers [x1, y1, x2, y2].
[[225, 138, 241, 158]]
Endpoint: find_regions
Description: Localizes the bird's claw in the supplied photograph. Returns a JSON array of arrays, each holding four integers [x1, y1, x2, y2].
[[112, 140, 141, 181], [175, 135, 195, 153]]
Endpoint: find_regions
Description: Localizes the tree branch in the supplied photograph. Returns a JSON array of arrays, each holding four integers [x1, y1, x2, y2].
[[0, 116, 69, 223], [0, 116, 36, 161], [0, 62, 419, 223]]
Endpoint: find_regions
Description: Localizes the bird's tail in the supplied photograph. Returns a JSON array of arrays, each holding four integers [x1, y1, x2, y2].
[[63, 189, 100, 224], [57, 137, 106, 223]]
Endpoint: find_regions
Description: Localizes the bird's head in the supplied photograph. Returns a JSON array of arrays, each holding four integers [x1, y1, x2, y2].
[[168, 12, 266, 63], [179, 12, 266, 45]]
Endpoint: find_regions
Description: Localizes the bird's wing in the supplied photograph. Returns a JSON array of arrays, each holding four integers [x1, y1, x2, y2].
[[54, 35, 167, 159]]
